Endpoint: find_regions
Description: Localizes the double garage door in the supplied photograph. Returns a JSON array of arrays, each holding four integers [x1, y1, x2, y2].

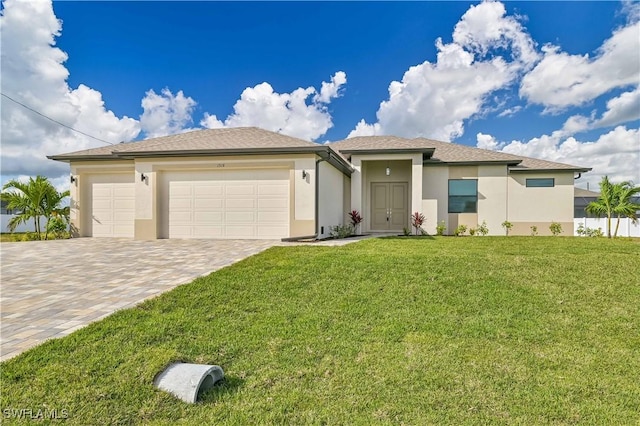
[[87, 169, 290, 239], [161, 169, 290, 239]]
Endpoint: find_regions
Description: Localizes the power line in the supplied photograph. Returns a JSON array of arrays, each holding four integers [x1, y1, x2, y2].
[[1, 92, 115, 145]]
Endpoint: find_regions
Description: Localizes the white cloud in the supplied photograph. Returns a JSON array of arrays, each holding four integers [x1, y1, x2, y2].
[[200, 72, 347, 141], [0, 0, 140, 181], [595, 88, 640, 128], [520, 21, 640, 111], [477, 126, 640, 188], [140, 88, 197, 138], [554, 87, 640, 138], [348, 0, 537, 141], [315, 71, 347, 103]]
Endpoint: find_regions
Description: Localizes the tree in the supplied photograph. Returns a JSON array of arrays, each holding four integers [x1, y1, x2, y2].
[[586, 176, 640, 238], [1, 176, 69, 239], [612, 182, 640, 237]]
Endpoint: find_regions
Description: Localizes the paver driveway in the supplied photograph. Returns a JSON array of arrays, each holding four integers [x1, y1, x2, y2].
[[0, 238, 280, 361]]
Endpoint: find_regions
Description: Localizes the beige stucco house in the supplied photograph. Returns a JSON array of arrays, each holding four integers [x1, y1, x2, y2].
[[49, 127, 590, 239]]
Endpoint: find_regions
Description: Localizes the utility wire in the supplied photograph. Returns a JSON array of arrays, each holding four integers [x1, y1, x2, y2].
[[1, 92, 115, 145]]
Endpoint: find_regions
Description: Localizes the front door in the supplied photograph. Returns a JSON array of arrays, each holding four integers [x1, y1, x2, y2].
[[371, 182, 408, 231]]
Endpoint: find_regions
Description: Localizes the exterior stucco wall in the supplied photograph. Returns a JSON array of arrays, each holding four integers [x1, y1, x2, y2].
[[478, 165, 508, 235], [318, 160, 345, 238], [422, 166, 449, 235], [508, 172, 575, 235]]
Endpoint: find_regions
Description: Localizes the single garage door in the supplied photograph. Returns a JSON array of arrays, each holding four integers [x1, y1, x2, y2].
[[163, 169, 289, 239], [87, 174, 135, 237]]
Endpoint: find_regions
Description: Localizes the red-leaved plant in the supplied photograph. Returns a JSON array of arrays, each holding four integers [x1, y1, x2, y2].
[[348, 210, 363, 234], [411, 212, 426, 235]]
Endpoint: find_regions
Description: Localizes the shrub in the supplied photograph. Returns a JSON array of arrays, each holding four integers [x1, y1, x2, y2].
[[530, 225, 538, 236], [469, 227, 477, 236], [403, 227, 411, 236], [47, 216, 68, 239], [348, 210, 363, 234], [411, 212, 426, 235], [436, 220, 446, 236], [329, 224, 354, 239], [21, 232, 40, 241], [587, 227, 604, 237], [501, 220, 513, 236], [549, 222, 563, 236], [577, 223, 604, 237], [477, 221, 489, 236], [454, 224, 468, 236]]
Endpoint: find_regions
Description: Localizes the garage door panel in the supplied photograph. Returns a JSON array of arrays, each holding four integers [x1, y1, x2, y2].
[[224, 226, 256, 237], [258, 198, 288, 209], [194, 211, 223, 222], [226, 184, 255, 196], [165, 169, 289, 239], [225, 211, 256, 222], [257, 211, 289, 222], [258, 183, 288, 195], [226, 199, 256, 209], [194, 183, 223, 193], [194, 198, 224, 209]]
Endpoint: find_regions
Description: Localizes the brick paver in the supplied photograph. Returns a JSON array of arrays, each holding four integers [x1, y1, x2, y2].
[[0, 238, 280, 361]]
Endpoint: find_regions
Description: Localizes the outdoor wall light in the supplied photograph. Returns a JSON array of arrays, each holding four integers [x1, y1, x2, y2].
[[302, 170, 308, 179], [141, 173, 148, 182], [385, 167, 391, 176], [70, 175, 77, 184]]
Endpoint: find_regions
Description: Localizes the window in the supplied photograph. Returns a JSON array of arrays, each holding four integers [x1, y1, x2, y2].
[[526, 178, 555, 187], [448, 179, 477, 213]]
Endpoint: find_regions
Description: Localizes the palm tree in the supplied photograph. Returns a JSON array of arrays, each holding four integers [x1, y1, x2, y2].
[[586, 176, 640, 238], [612, 182, 640, 237], [1, 176, 69, 239]]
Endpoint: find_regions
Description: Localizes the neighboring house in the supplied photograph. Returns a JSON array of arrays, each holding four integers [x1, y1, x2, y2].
[[48, 127, 591, 239], [574, 188, 600, 218]]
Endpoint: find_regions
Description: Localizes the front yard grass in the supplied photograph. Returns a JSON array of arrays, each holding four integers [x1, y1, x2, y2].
[[1, 237, 639, 424]]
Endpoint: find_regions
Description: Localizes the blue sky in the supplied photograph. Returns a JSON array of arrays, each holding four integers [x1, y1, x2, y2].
[[1, 0, 639, 191]]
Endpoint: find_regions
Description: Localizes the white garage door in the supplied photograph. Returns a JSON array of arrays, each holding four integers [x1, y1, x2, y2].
[[164, 169, 289, 239], [89, 174, 135, 237]]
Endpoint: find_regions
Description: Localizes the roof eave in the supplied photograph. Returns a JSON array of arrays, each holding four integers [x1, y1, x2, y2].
[[47, 154, 116, 162], [337, 148, 436, 156], [509, 167, 592, 173], [424, 160, 522, 166]]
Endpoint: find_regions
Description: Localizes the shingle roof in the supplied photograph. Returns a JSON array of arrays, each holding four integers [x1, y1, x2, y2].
[[330, 135, 590, 171], [575, 188, 600, 197], [49, 127, 591, 172], [49, 127, 317, 159]]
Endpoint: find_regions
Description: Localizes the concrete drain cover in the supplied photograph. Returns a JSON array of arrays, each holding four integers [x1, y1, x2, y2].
[[154, 363, 225, 403]]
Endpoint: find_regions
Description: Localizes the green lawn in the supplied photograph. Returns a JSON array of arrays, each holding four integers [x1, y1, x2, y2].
[[2, 237, 639, 424]]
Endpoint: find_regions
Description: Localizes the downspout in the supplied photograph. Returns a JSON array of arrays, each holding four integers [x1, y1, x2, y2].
[[281, 152, 329, 242]]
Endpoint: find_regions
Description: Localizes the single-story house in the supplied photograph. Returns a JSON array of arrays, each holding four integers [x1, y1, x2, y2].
[[49, 127, 591, 239]]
